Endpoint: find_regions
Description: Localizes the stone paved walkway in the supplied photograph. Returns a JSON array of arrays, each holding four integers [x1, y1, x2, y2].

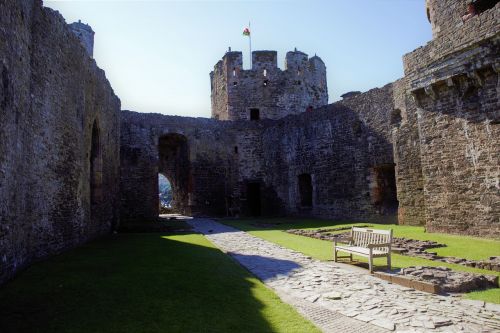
[[187, 219, 500, 333]]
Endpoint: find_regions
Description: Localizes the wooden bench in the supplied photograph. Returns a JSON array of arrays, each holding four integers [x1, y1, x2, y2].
[[334, 227, 393, 273]]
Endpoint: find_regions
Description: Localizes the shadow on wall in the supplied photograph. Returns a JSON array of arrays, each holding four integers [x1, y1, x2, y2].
[[257, 101, 400, 222]]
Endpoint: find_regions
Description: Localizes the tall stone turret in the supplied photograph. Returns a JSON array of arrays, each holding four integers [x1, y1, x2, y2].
[[69, 20, 95, 58], [210, 49, 328, 121]]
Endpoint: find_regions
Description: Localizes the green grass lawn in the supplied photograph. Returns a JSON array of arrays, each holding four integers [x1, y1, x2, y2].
[[222, 218, 500, 304], [0, 232, 320, 333]]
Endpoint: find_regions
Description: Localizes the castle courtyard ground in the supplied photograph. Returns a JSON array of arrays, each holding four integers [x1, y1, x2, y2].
[[1, 218, 499, 333]]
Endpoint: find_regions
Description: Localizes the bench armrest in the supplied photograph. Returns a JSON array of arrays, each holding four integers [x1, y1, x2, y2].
[[367, 243, 392, 249]]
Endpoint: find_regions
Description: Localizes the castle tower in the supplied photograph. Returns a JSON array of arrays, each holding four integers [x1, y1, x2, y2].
[[425, 0, 498, 39], [210, 49, 328, 121], [69, 20, 95, 58]]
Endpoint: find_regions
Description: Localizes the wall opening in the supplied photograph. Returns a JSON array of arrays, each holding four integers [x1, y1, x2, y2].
[[474, 0, 499, 14], [158, 133, 190, 215], [90, 119, 103, 212], [391, 109, 402, 127], [250, 108, 260, 120], [246, 182, 261, 216], [158, 173, 173, 213], [370, 164, 398, 215], [298, 174, 313, 207]]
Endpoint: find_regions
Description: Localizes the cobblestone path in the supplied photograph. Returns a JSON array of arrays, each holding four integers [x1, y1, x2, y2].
[[188, 219, 500, 333]]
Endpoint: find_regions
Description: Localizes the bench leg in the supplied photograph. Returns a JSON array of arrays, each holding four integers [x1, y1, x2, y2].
[[387, 253, 391, 271], [334, 248, 337, 262], [369, 248, 373, 273], [349, 253, 353, 262]]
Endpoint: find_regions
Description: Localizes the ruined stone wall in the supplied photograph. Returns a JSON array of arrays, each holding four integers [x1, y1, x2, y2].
[[402, 1, 499, 236], [0, 0, 120, 284], [120, 111, 234, 221], [391, 79, 426, 226], [210, 50, 328, 121], [337, 84, 395, 166], [221, 84, 397, 220], [69, 20, 94, 58], [122, 83, 397, 221]]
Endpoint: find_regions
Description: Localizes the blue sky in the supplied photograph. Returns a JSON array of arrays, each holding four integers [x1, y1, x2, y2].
[[45, 0, 432, 117]]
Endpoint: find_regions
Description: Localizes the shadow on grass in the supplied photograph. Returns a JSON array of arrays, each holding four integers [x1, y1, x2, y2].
[[0, 232, 313, 333]]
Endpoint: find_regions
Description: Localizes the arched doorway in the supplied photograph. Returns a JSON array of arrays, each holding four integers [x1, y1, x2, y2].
[[158, 133, 190, 215], [158, 173, 173, 213], [90, 119, 102, 218]]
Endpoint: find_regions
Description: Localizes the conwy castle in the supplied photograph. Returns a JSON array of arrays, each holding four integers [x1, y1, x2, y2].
[[0, 0, 498, 284]]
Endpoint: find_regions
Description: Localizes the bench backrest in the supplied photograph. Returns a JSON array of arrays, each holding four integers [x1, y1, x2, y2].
[[351, 227, 392, 249]]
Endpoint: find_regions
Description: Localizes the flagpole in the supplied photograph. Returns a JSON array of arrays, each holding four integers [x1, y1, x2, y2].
[[249, 21, 252, 69]]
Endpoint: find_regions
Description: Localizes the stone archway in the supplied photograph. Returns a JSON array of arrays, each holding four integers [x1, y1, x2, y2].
[[158, 133, 190, 215]]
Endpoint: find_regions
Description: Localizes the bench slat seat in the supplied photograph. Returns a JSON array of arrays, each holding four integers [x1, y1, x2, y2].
[[335, 246, 388, 257], [333, 227, 393, 273]]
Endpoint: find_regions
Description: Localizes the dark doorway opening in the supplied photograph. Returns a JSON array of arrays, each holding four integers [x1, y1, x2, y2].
[[474, 0, 499, 14], [246, 182, 261, 216], [250, 108, 260, 121], [298, 174, 313, 207], [158, 133, 190, 215], [90, 120, 102, 208], [371, 164, 398, 215]]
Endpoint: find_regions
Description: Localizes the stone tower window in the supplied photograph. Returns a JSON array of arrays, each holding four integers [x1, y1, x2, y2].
[[263, 68, 267, 77], [233, 68, 236, 77], [474, 0, 499, 14], [233, 81, 238, 86], [298, 174, 313, 207], [234, 146, 238, 154], [250, 108, 260, 120], [391, 109, 402, 127], [263, 80, 269, 87]]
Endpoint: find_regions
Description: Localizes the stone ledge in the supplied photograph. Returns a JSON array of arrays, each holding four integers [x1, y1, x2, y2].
[[374, 271, 440, 294]]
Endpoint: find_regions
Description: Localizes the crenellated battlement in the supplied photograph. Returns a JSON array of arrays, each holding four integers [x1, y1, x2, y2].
[[210, 49, 328, 121]]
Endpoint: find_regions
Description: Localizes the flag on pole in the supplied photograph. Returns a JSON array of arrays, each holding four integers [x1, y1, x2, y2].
[[243, 27, 250, 36]]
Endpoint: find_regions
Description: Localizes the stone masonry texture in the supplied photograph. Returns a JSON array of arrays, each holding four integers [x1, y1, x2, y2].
[[402, 0, 499, 236], [211, 50, 328, 120], [0, 0, 120, 284], [1, 0, 499, 286]]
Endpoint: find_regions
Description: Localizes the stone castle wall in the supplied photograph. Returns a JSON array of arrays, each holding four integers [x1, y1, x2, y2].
[[2, 0, 499, 287], [211, 50, 328, 121], [402, 1, 499, 236], [120, 111, 235, 220], [120, 84, 398, 222], [391, 79, 426, 226], [0, 0, 120, 284], [69, 20, 94, 57]]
